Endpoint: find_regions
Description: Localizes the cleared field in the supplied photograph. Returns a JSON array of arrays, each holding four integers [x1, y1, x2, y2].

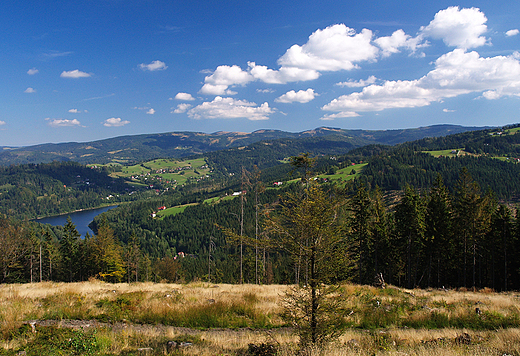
[[318, 163, 367, 183], [155, 203, 197, 219], [422, 149, 463, 157]]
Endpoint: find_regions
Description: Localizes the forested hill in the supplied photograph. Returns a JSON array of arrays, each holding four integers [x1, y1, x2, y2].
[[0, 124, 483, 166], [354, 124, 520, 200]]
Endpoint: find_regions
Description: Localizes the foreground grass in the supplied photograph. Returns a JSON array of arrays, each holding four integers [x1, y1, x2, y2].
[[1, 282, 520, 355]]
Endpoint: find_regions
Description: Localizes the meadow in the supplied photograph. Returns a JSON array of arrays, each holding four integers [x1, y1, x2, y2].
[[1, 282, 519, 355]]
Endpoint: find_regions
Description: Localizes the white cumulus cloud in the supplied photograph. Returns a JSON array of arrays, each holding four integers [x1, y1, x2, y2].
[[278, 25, 379, 72], [374, 30, 426, 57], [174, 92, 195, 101], [46, 118, 82, 127], [146, 108, 155, 115], [275, 88, 316, 103], [506, 29, 519, 37], [0, 121, 6, 126], [199, 65, 253, 95], [173, 103, 192, 113], [188, 96, 273, 121], [336, 76, 378, 88], [60, 70, 91, 78], [103, 118, 130, 127], [322, 49, 520, 115], [139, 60, 168, 71], [24, 87, 36, 93], [420, 6, 488, 49], [27, 68, 39, 75]]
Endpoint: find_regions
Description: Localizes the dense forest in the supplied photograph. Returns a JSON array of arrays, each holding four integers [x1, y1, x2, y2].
[[1, 124, 520, 291]]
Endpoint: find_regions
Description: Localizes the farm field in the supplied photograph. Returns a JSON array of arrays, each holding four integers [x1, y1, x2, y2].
[[94, 158, 212, 188], [1, 282, 519, 355]]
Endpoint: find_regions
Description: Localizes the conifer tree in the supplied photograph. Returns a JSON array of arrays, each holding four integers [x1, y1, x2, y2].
[[265, 154, 347, 346], [59, 217, 80, 282]]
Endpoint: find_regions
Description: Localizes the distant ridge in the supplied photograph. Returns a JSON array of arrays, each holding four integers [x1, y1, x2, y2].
[[0, 124, 489, 166]]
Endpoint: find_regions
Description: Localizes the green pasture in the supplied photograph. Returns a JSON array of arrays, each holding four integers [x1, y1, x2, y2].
[[422, 149, 462, 157], [155, 203, 197, 219], [156, 195, 238, 219], [318, 163, 367, 182], [97, 157, 211, 183]]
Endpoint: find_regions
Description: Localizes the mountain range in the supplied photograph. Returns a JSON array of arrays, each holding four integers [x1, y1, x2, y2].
[[0, 124, 487, 166]]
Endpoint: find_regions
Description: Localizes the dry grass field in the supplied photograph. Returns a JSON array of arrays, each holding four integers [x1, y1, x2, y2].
[[1, 281, 520, 355]]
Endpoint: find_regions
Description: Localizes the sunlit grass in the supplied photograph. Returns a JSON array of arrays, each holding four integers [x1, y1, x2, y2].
[[2, 282, 520, 355]]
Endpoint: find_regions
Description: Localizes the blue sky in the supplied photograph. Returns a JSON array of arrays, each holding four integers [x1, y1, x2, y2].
[[1, 0, 519, 146]]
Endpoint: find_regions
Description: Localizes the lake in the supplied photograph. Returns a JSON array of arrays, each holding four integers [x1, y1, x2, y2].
[[35, 206, 117, 237]]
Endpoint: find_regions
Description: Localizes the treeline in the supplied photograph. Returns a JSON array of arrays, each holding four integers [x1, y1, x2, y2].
[[356, 148, 520, 200], [404, 124, 520, 155], [1, 166, 520, 290], [88, 168, 520, 290]]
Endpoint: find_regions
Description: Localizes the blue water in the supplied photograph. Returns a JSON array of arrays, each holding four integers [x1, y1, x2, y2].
[[35, 206, 117, 237]]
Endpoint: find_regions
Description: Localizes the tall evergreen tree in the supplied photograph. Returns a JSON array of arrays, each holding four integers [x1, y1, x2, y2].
[[59, 217, 80, 282], [425, 174, 452, 287], [394, 185, 426, 289]]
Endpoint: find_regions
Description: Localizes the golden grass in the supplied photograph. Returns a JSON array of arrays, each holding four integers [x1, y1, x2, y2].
[[1, 282, 520, 355]]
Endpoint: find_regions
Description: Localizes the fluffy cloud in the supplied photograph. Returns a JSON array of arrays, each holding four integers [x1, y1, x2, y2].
[[420, 7, 488, 49], [322, 49, 520, 115], [46, 118, 82, 127], [198, 24, 384, 92], [103, 118, 130, 127], [173, 103, 192, 113], [139, 60, 168, 71], [174, 92, 195, 101], [27, 68, 39, 75], [199, 65, 253, 95], [24, 87, 36, 93], [275, 88, 316, 103], [506, 29, 519, 37], [0, 121, 6, 126], [68, 109, 79, 113], [60, 70, 91, 78], [146, 108, 155, 115], [188, 96, 273, 121], [336, 76, 377, 88], [374, 30, 425, 57], [199, 84, 237, 96], [245, 25, 379, 86], [248, 62, 319, 84], [278, 25, 378, 71]]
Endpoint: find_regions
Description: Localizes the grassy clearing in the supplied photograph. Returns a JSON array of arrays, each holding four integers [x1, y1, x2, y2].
[[1, 282, 520, 355], [422, 149, 464, 157], [318, 163, 367, 183], [155, 195, 239, 219]]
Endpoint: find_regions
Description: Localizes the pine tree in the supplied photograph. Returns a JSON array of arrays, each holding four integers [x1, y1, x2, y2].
[[59, 217, 80, 282], [265, 154, 347, 346], [425, 174, 452, 288], [394, 185, 426, 289]]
